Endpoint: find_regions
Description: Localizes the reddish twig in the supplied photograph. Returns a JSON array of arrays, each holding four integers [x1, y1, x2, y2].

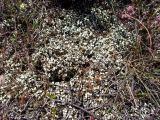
[[125, 13, 154, 57]]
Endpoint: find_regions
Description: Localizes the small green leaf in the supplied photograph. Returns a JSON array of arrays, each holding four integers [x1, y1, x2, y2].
[[51, 107, 57, 117], [32, 21, 39, 29], [47, 93, 57, 99], [106, 108, 112, 113], [137, 92, 149, 98]]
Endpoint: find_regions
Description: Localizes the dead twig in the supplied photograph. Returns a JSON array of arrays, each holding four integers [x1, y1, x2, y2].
[[125, 13, 154, 57], [67, 102, 101, 120]]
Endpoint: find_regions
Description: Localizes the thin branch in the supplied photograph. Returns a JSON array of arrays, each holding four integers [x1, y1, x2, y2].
[[67, 102, 101, 120], [20, 96, 33, 113], [126, 82, 138, 108], [125, 13, 154, 57]]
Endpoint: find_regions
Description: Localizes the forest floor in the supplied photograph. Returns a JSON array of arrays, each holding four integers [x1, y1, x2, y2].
[[0, 0, 160, 120]]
